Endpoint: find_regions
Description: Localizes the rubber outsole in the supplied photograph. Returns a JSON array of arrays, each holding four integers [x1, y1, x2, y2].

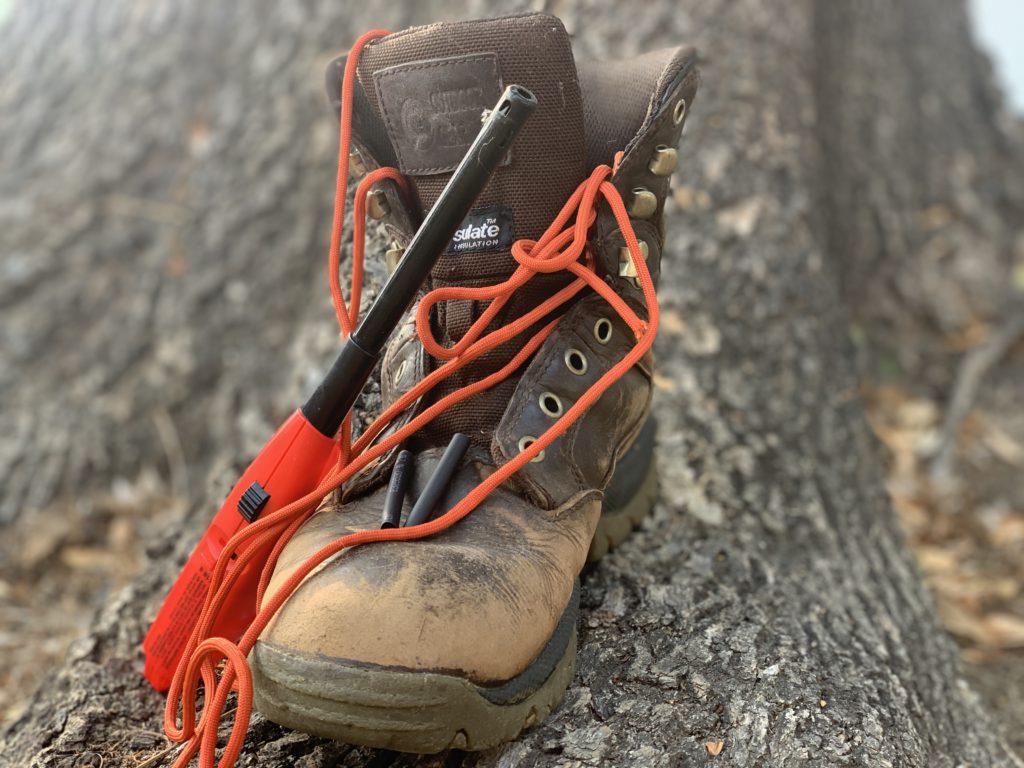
[[252, 422, 659, 753], [253, 633, 577, 753], [588, 451, 658, 562]]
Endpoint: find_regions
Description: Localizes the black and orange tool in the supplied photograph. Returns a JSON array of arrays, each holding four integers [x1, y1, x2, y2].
[[143, 85, 537, 691]]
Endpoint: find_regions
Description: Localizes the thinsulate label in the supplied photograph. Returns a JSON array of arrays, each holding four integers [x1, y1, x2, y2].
[[445, 206, 515, 255]]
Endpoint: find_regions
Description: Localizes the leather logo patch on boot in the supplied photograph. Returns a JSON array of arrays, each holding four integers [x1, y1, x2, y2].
[[373, 53, 504, 174]]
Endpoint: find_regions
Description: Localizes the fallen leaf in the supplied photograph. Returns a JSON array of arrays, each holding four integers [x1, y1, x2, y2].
[[895, 398, 938, 430], [60, 546, 122, 572], [983, 614, 1024, 648], [18, 516, 73, 569], [660, 309, 686, 335], [919, 204, 954, 231], [653, 372, 678, 393], [716, 197, 762, 238], [981, 423, 1024, 466], [107, 517, 136, 550], [991, 514, 1024, 546], [928, 572, 1018, 603], [705, 740, 725, 756], [914, 545, 959, 574], [935, 597, 987, 644], [673, 185, 712, 211], [941, 319, 989, 352], [1014, 262, 1024, 291]]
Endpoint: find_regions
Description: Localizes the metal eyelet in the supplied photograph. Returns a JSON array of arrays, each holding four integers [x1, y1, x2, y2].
[[618, 239, 649, 288], [367, 188, 390, 220], [627, 188, 658, 218], [564, 348, 588, 375], [673, 98, 687, 125], [648, 145, 678, 176], [594, 318, 613, 345], [539, 391, 563, 418], [348, 150, 368, 178], [518, 435, 545, 462], [385, 242, 404, 273]]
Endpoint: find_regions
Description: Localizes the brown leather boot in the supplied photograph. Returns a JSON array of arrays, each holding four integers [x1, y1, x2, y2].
[[252, 14, 697, 753]]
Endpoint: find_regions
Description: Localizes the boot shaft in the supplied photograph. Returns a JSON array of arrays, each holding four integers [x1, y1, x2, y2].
[[325, 13, 697, 449]]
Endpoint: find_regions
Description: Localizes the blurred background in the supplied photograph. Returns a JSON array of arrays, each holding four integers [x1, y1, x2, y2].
[[0, 0, 1022, 758]]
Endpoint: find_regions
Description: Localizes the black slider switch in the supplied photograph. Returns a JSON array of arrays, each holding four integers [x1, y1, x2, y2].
[[238, 481, 271, 523]]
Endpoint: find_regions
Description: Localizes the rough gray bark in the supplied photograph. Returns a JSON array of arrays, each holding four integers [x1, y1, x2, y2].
[[1, 0, 1022, 766]]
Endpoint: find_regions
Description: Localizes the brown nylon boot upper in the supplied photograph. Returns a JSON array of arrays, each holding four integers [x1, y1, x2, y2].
[[258, 14, 698, 684]]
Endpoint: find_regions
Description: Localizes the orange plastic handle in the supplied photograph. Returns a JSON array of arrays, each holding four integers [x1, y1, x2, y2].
[[143, 410, 338, 691]]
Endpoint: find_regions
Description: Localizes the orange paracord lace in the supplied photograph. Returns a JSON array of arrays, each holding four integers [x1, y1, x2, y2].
[[162, 29, 661, 768]]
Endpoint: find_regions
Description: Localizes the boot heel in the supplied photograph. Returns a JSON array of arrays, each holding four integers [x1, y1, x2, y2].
[[588, 416, 658, 561]]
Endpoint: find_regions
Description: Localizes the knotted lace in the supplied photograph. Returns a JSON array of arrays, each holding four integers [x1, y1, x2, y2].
[[162, 28, 660, 768]]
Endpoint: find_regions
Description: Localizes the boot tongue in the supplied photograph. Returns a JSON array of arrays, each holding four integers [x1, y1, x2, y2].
[[352, 14, 586, 447], [354, 13, 585, 283]]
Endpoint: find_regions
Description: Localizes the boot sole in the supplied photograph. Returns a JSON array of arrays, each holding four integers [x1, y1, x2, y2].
[[252, 418, 658, 753], [252, 629, 578, 753], [589, 415, 658, 562]]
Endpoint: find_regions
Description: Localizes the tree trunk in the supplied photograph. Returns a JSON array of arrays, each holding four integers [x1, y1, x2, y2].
[[2, 0, 1022, 766]]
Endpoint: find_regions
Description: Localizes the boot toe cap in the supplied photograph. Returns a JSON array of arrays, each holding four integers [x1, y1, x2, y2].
[[258, 476, 597, 683]]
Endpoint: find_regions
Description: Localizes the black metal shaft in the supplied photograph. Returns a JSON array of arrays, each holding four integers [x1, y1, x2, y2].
[[301, 84, 537, 436]]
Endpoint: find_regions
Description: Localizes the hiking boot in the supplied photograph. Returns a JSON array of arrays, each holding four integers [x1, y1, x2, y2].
[[251, 13, 698, 753]]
